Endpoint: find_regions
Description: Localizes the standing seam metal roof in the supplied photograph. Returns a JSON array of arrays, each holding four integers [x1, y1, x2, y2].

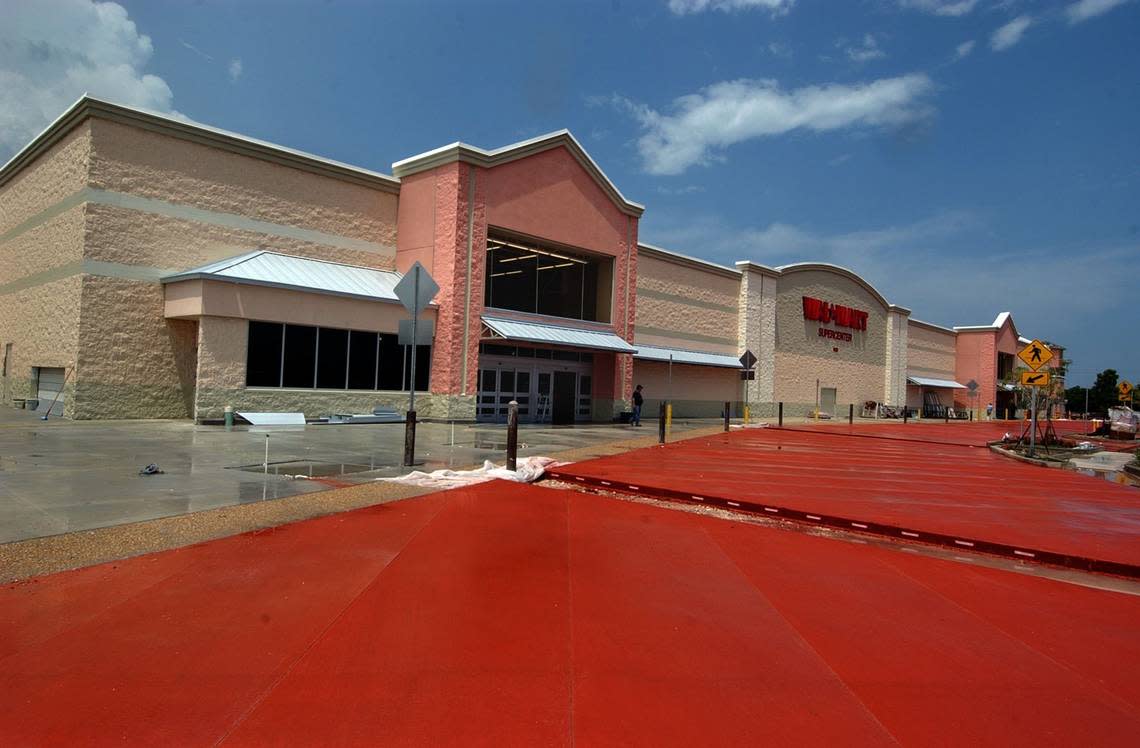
[[160, 251, 404, 302], [482, 315, 636, 353]]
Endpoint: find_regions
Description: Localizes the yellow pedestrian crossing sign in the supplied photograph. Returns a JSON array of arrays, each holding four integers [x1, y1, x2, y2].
[[1017, 339, 1053, 371], [1020, 371, 1050, 387], [1121, 380, 1134, 401]]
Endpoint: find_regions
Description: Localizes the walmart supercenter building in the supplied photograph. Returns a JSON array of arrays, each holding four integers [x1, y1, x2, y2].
[[0, 98, 1061, 423]]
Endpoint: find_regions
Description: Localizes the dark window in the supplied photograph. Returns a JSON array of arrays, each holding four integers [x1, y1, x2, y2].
[[579, 375, 591, 395], [378, 335, 403, 390], [484, 235, 610, 322], [246, 321, 283, 386], [553, 350, 580, 362], [282, 324, 317, 388], [406, 345, 430, 391], [348, 331, 378, 389], [482, 344, 516, 357], [247, 322, 429, 391], [316, 328, 348, 389]]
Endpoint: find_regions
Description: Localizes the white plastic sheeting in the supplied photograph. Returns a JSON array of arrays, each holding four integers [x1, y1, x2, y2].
[[382, 456, 564, 489]]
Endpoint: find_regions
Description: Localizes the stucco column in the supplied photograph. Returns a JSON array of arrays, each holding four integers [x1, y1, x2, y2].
[[610, 216, 638, 417], [883, 306, 910, 405], [736, 262, 779, 406]]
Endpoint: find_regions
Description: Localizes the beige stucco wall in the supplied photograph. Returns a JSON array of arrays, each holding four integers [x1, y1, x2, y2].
[[631, 360, 738, 417], [0, 124, 91, 234], [772, 268, 889, 410], [906, 321, 957, 380], [87, 119, 397, 253], [3, 114, 404, 419], [0, 126, 92, 415], [634, 252, 739, 354]]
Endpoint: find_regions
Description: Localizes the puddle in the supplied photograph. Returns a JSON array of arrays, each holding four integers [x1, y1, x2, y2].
[[228, 460, 375, 477]]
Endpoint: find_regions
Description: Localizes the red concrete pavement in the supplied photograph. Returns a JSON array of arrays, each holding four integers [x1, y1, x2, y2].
[[550, 425, 1140, 572], [2, 481, 1139, 746]]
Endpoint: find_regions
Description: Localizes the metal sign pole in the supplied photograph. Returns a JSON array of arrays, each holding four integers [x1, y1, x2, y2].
[[1029, 386, 1038, 457], [409, 264, 419, 413]]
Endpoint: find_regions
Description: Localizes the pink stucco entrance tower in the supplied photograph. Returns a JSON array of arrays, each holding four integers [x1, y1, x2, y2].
[[392, 132, 644, 420]]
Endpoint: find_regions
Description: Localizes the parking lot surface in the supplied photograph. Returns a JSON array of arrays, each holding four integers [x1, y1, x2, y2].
[[2, 480, 1138, 746], [550, 423, 1140, 571]]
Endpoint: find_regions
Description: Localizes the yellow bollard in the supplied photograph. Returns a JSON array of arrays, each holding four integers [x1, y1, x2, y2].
[[666, 403, 672, 431], [744, 405, 750, 424]]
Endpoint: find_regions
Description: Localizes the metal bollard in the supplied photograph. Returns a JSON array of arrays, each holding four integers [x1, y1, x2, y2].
[[224, 405, 234, 432], [903, 407, 909, 424], [778, 402, 783, 427], [403, 410, 417, 466], [658, 401, 667, 444], [849, 403, 854, 424], [506, 400, 518, 471], [945, 408, 950, 424], [724, 402, 730, 432]]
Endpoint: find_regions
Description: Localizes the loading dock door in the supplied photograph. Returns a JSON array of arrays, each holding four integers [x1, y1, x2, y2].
[[34, 367, 66, 416]]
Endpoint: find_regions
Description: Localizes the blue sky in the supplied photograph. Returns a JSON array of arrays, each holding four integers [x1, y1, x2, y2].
[[2, 0, 1137, 386]]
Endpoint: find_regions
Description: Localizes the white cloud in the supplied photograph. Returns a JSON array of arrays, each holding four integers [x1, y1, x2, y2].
[[0, 0, 177, 159], [845, 34, 887, 63], [990, 15, 1033, 51], [897, 0, 979, 16], [228, 58, 243, 82], [1066, 0, 1132, 24], [955, 40, 976, 58], [668, 0, 796, 16], [620, 73, 935, 175], [766, 41, 793, 58]]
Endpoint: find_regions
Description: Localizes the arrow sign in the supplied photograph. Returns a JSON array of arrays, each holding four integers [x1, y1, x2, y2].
[[739, 350, 757, 370], [1020, 371, 1050, 387]]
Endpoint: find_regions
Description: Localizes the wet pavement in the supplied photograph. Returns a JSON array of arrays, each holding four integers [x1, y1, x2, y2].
[[0, 407, 714, 544]]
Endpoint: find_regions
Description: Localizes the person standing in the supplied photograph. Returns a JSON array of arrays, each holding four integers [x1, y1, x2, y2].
[[986, 402, 993, 421], [632, 384, 644, 426]]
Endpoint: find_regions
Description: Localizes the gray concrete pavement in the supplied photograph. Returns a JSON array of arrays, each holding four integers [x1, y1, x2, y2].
[[0, 408, 715, 544]]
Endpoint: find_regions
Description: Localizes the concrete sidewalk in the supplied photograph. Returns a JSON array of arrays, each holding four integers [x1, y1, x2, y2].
[[0, 407, 719, 545]]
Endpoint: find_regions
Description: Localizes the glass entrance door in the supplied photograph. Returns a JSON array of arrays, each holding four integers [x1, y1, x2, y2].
[[477, 368, 532, 422]]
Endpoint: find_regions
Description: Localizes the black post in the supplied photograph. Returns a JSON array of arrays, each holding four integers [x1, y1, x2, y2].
[[778, 401, 784, 427], [506, 400, 518, 471], [849, 403, 854, 424], [402, 410, 417, 466], [945, 407, 950, 424], [658, 401, 667, 444], [903, 407, 909, 424], [723, 402, 730, 432], [970, 409, 974, 422]]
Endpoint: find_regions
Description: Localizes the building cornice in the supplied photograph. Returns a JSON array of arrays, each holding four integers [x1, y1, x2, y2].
[[733, 260, 780, 278], [392, 130, 645, 217], [0, 95, 402, 193], [909, 318, 957, 334], [638, 243, 741, 278]]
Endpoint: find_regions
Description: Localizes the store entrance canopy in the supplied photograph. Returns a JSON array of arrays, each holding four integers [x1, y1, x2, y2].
[[907, 376, 967, 389], [482, 315, 636, 353]]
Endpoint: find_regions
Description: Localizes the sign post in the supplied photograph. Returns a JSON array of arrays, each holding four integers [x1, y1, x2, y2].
[[393, 262, 439, 466], [1017, 339, 1053, 457], [739, 350, 757, 424]]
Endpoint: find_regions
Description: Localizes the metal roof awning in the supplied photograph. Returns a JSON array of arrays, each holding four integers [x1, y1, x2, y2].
[[907, 376, 967, 389], [482, 315, 636, 353], [633, 344, 741, 369], [161, 251, 405, 303]]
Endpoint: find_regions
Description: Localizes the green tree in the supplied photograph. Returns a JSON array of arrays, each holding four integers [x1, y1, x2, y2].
[[1089, 368, 1119, 415]]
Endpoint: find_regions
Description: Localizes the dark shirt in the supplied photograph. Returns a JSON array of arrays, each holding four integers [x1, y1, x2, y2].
[[633, 390, 644, 406]]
